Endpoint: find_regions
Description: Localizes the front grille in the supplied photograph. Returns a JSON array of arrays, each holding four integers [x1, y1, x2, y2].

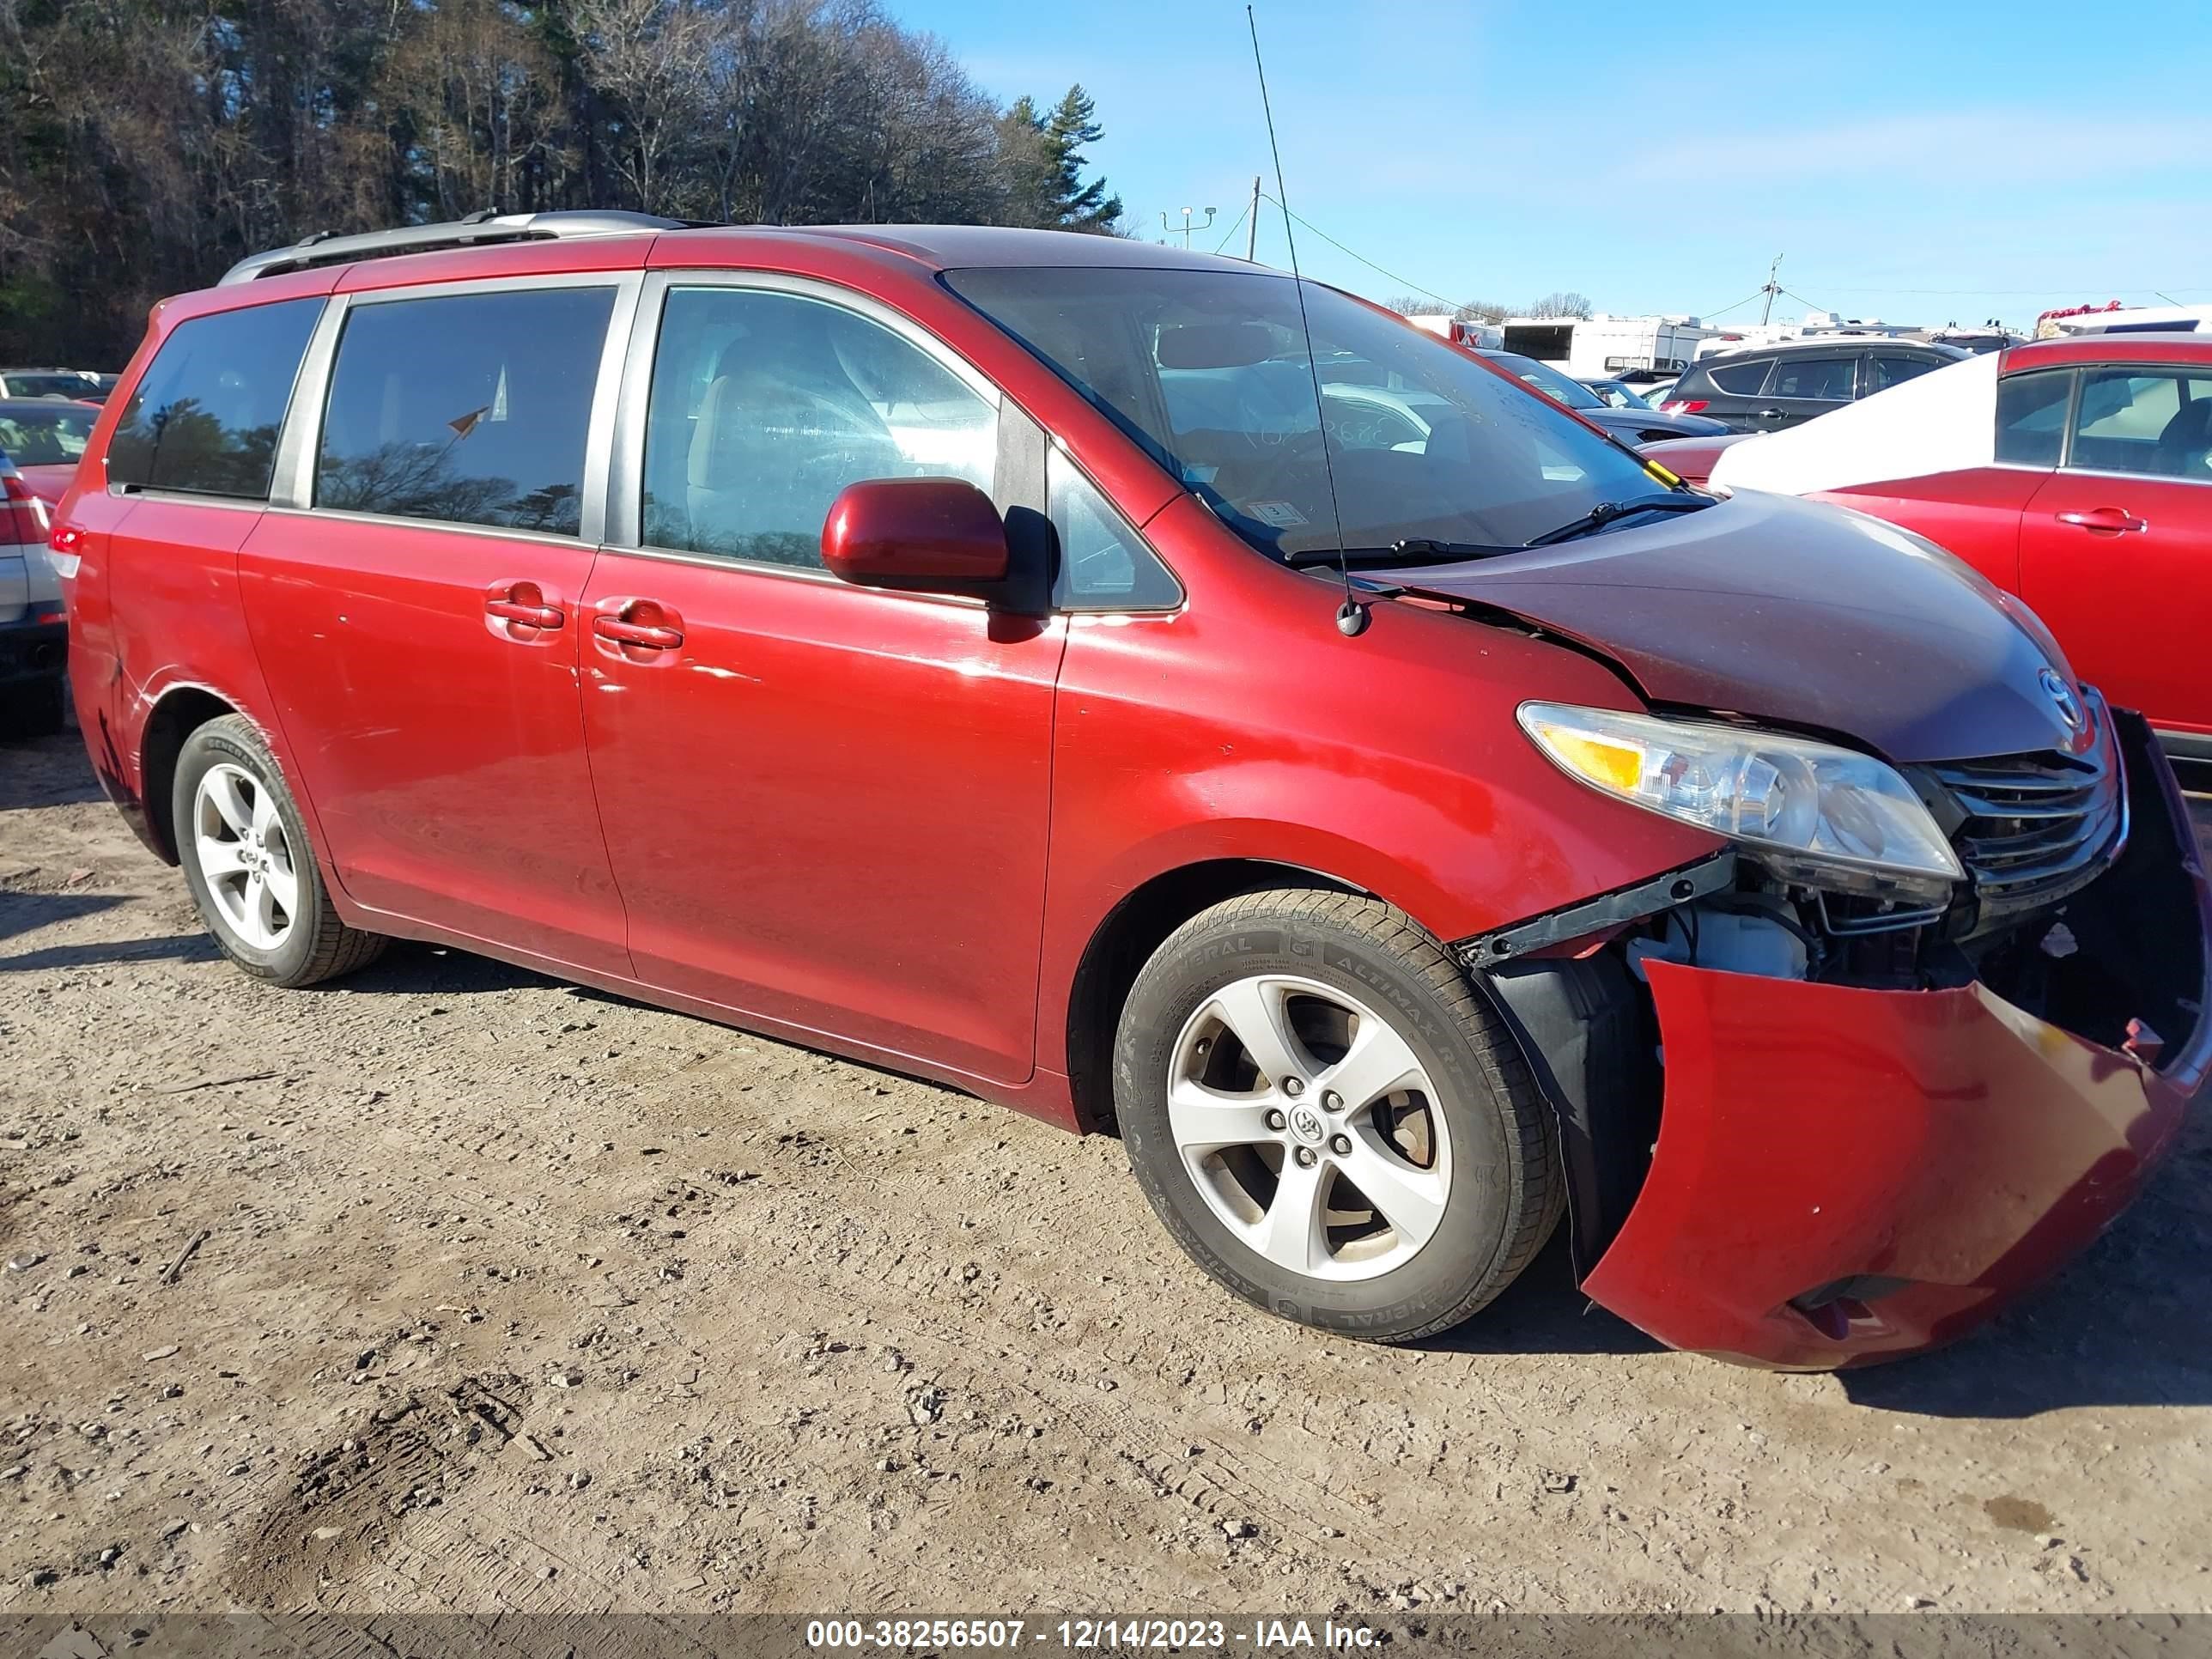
[[1928, 730, 2125, 921]]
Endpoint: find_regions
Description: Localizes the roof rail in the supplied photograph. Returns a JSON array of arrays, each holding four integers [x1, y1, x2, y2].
[[218, 210, 693, 286]]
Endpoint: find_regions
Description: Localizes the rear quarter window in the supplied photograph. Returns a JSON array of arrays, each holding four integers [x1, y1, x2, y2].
[[106, 299, 322, 498], [1704, 358, 1771, 395]]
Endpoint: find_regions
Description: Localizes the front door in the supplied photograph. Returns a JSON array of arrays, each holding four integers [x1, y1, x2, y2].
[[239, 277, 636, 973], [2019, 363, 2212, 738], [580, 276, 1063, 1085]]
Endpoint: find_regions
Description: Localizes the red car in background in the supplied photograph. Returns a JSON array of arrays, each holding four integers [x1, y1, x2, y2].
[[1644, 332, 2212, 775]]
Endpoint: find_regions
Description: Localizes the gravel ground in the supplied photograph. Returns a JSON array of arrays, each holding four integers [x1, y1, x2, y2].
[[3, 723, 2209, 1620]]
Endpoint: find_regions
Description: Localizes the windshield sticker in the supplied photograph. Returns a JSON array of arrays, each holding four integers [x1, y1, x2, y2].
[[1247, 500, 1309, 527]]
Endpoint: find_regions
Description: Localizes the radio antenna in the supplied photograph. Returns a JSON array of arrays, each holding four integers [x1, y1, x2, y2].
[[1246, 5, 1364, 638]]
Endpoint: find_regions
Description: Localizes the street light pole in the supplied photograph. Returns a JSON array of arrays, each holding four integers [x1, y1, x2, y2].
[[1160, 206, 1217, 249]]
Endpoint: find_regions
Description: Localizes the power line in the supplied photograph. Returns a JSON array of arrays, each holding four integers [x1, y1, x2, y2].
[[1700, 289, 1767, 320], [1257, 191, 1477, 314], [1210, 198, 1251, 256]]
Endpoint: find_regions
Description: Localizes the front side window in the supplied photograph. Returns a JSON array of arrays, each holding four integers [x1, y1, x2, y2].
[[642, 286, 997, 569], [317, 285, 615, 536], [1049, 451, 1180, 611], [2069, 368, 2212, 479], [945, 267, 1668, 562], [106, 298, 321, 497], [1995, 369, 2072, 467], [1768, 356, 1856, 400]]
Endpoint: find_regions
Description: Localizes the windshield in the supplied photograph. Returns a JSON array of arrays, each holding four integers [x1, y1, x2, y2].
[[0, 404, 94, 466], [944, 267, 1668, 561]]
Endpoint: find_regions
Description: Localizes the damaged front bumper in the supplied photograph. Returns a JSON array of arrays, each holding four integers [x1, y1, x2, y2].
[[1489, 709, 2210, 1369]]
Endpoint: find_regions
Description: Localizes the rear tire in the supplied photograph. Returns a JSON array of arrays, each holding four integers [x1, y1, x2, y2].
[[1114, 889, 1559, 1343], [172, 715, 386, 988]]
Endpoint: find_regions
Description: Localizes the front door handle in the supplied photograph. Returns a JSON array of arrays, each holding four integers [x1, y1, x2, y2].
[[1756, 408, 1784, 418], [2056, 507, 2147, 534], [592, 599, 685, 652]]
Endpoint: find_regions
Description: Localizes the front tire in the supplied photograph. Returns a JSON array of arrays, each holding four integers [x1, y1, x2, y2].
[[172, 715, 386, 988], [1114, 889, 1559, 1342]]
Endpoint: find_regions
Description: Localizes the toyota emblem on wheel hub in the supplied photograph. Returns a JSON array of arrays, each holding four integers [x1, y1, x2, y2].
[[1288, 1105, 1325, 1145]]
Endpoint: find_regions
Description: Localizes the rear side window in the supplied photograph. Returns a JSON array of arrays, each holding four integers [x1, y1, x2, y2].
[[1995, 370, 2072, 467], [106, 299, 320, 498], [1768, 356, 1856, 400], [1704, 358, 1771, 395], [1868, 353, 1941, 394], [317, 286, 615, 536]]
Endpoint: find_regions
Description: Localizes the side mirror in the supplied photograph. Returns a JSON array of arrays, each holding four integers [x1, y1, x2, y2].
[[821, 477, 1008, 594]]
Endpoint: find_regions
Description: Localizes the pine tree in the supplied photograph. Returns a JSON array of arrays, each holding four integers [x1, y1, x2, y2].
[[997, 84, 1121, 233], [1042, 85, 1121, 232]]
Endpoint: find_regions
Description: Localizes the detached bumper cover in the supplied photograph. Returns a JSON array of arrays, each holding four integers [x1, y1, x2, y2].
[[1580, 714, 2209, 1369], [1583, 963, 2197, 1367]]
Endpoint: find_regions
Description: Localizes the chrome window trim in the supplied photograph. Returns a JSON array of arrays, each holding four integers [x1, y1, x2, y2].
[[591, 538, 996, 612], [103, 484, 268, 514], [275, 270, 641, 541], [2053, 464, 2212, 489], [260, 502, 602, 550], [605, 268, 1003, 554]]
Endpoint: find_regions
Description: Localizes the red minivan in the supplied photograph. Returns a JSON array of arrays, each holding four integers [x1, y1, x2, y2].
[[47, 213, 2211, 1367]]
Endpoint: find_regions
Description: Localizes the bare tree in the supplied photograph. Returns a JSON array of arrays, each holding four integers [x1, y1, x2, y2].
[[571, 0, 714, 214], [1526, 290, 1594, 319]]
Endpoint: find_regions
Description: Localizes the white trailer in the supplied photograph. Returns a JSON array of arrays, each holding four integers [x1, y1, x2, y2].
[[1498, 314, 1714, 376]]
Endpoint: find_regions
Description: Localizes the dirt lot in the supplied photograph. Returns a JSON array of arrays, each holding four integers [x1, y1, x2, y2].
[[3, 724, 2210, 1622]]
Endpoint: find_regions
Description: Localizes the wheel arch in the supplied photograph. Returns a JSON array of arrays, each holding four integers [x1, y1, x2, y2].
[[1063, 857, 1367, 1133], [139, 684, 246, 865]]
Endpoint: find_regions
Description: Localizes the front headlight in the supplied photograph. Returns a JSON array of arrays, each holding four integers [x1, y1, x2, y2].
[[1518, 701, 1964, 890]]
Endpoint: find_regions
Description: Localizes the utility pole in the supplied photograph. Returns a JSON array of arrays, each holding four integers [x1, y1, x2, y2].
[[1245, 175, 1261, 260], [1160, 206, 1216, 249], [1759, 253, 1784, 325]]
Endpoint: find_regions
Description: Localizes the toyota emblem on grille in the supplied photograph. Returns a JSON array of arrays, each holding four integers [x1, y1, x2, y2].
[[2039, 668, 2086, 733]]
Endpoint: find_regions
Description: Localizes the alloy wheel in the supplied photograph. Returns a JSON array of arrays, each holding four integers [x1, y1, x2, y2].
[[1167, 974, 1452, 1281], [191, 761, 298, 951]]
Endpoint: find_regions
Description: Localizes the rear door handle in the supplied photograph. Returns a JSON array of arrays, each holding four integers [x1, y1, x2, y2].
[[2056, 507, 2147, 533], [483, 579, 565, 638]]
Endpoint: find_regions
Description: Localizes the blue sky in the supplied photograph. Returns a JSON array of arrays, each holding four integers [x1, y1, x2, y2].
[[897, 0, 2212, 331]]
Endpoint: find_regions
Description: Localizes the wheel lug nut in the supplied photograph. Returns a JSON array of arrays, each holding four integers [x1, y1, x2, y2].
[[1281, 1078, 1305, 1098], [1264, 1109, 1286, 1131], [1292, 1146, 1318, 1169], [1328, 1133, 1352, 1157], [1322, 1090, 1343, 1111]]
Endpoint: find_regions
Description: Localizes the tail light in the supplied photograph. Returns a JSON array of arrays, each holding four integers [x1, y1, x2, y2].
[[47, 521, 85, 580], [1663, 399, 1709, 414], [2, 467, 51, 550]]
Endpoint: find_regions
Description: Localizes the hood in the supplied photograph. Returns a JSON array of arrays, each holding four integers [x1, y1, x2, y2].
[[1370, 490, 2085, 764]]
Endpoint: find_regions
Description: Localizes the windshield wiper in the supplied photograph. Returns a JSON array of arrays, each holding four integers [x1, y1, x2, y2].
[[1523, 494, 1711, 547], [1284, 538, 1516, 569]]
